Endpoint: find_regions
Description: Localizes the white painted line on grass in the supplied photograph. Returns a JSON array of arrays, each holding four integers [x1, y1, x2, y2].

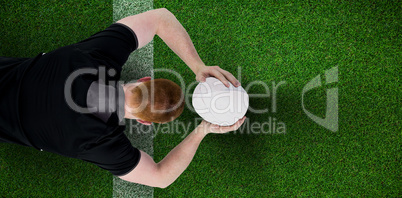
[[113, 0, 153, 197]]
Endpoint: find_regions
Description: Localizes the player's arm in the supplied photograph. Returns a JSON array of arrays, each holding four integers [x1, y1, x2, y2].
[[118, 117, 246, 188], [116, 8, 240, 88], [119, 127, 206, 188]]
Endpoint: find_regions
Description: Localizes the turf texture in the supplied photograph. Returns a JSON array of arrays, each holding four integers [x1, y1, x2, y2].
[[153, 0, 400, 197], [0, 0, 400, 197]]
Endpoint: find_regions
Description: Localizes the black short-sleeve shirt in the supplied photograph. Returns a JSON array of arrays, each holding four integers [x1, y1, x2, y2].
[[0, 23, 141, 176]]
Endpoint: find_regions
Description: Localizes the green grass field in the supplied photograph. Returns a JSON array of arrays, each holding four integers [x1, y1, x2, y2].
[[153, 0, 400, 197], [0, 0, 400, 197]]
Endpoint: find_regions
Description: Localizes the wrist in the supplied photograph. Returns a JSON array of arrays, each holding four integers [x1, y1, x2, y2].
[[194, 123, 209, 137], [192, 64, 206, 75]]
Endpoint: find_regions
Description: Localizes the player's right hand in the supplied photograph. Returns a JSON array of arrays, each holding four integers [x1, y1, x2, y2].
[[197, 116, 246, 135]]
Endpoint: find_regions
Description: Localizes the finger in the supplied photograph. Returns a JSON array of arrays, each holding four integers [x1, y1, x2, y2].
[[233, 116, 246, 129], [218, 68, 240, 87], [211, 69, 230, 87], [197, 75, 206, 82], [195, 71, 207, 82], [231, 116, 246, 131]]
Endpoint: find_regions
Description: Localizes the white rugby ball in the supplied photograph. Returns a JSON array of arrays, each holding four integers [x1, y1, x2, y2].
[[192, 77, 249, 126]]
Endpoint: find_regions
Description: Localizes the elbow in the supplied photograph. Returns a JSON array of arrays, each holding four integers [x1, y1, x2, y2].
[[154, 179, 172, 189], [157, 183, 170, 189], [154, 8, 177, 36], [156, 175, 174, 189], [155, 8, 175, 19], [156, 8, 170, 14], [155, 165, 175, 189]]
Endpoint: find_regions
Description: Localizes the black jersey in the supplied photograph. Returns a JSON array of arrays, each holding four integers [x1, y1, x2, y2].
[[0, 23, 141, 176]]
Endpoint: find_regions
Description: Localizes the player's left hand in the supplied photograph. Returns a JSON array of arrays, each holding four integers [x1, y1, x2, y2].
[[195, 65, 240, 87], [198, 116, 247, 134]]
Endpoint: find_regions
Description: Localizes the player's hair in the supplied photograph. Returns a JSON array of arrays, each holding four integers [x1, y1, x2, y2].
[[127, 79, 184, 123]]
